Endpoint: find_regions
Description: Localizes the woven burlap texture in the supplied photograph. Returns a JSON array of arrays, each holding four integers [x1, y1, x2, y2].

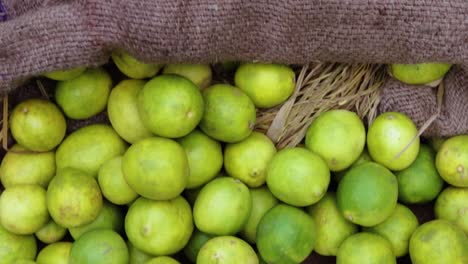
[[0, 0, 467, 137]]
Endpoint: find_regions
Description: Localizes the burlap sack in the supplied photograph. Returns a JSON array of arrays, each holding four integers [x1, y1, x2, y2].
[[0, 0, 467, 137]]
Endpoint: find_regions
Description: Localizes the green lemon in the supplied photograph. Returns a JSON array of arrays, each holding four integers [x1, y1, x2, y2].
[[224, 132, 277, 187], [306, 109, 366, 172], [9, 99, 66, 152], [55, 67, 112, 119], [367, 112, 420, 171], [234, 63, 295, 108]]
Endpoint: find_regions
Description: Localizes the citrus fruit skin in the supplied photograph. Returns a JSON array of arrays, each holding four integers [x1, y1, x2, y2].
[[36, 242, 72, 264], [145, 256, 180, 264], [69, 201, 124, 240], [163, 63, 212, 89], [436, 135, 468, 187], [137, 74, 204, 138], [9, 98, 66, 152], [107, 79, 153, 143], [112, 49, 162, 79], [69, 229, 129, 264], [193, 177, 252, 235], [363, 203, 419, 257], [0, 144, 55, 188], [98, 156, 138, 205], [240, 186, 279, 244], [42, 67, 86, 81], [122, 137, 188, 200], [256, 204, 316, 264], [266, 147, 330, 207], [434, 186, 468, 234], [337, 162, 398, 227], [35, 220, 67, 244], [128, 241, 154, 264], [409, 219, 468, 264], [125, 196, 193, 256], [306, 109, 366, 172], [11, 258, 37, 263], [46, 168, 103, 228], [224, 132, 277, 187], [177, 129, 223, 189], [396, 144, 444, 204], [200, 84, 256, 143], [367, 112, 420, 171], [55, 67, 112, 119], [56, 124, 127, 177], [333, 148, 372, 182], [234, 63, 295, 108], [0, 224, 36, 263], [183, 229, 214, 262], [336, 232, 396, 264], [0, 184, 49, 235], [197, 236, 259, 264], [389, 63, 452, 85], [306, 192, 358, 256]]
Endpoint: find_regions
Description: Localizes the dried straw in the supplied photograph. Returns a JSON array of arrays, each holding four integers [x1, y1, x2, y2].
[[256, 62, 387, 149]]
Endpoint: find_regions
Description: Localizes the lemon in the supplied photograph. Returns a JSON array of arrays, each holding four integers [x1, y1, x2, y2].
[[367, 112, 419, 171]]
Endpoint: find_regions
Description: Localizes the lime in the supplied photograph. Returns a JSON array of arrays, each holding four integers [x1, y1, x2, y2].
[[337, 162, 398, 226], [36, 242, 72, 264], [389, 63, 452, 85], [257, 204, 316, 264], [363, 203, 419, 257], [240, 186, 278, 244], [434, 186, 468, 234], [69, 201, 124, 240], [193, 177, 251, 235], [409, 219, 468, 264], [183, 229, 214, 262], [336, 232, 396, 264], [122, 137, 188, 200], [436, 135, 468, 187], [0, 144, 55, 188], [112, 49, 162, 79], [56, 124, 127, 177], [35, 220, 67, 244], [55, 67, 112, 119], [306, 109, 366, 171], [47, 168, 103, 228], [197, 236, 258, 264], [224, 132, 277, 187], [163, 63, 212, 89], [69, 229, 128, 264], [0, 185, 49, 235], [107, 79, 153, 143], [266, 147, 330, 207], [396, 144, 444, 204], [43, 67, 86, 81], [234, 63, 295, 108], [177, 129, 223, 189], [367, 112, 420, 171], [200, 84, 256, 143], [98, 156, 138, 205], [0, 224, 36, 263], [125, 196, 193, 256], [9, 99, 66, 152], [137, 74, 204, 138], [306, 192, 358, 256]]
